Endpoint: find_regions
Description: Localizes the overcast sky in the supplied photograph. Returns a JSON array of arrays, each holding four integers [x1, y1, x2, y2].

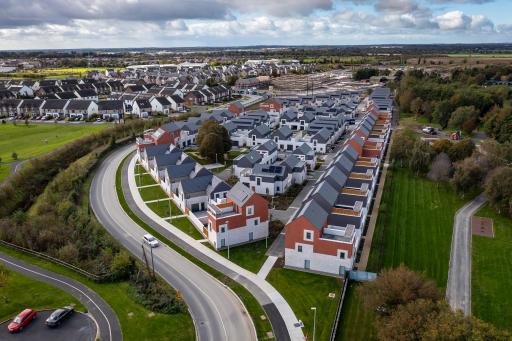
[[0, 0, 511, 50]]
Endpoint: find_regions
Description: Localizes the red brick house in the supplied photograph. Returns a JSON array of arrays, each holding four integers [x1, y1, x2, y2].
[[228, 101, 244, 117]]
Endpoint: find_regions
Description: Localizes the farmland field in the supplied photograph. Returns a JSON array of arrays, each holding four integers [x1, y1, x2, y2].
[[0, 67, 123, 79], [472, 205, 512, 331], [0, 123, 108, 181]]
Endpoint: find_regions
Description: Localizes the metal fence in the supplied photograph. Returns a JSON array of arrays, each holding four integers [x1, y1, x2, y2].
[[329, 278, 350, 341], [0, 239, 111, 282]]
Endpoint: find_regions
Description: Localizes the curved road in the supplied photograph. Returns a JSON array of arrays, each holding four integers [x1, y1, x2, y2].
[[90, 145, 256, 341], [0, 251, 121, 341], [446, 194, 487, 316]]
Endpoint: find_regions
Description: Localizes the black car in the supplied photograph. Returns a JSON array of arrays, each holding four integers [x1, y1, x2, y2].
[[45, 306, 74, 327]]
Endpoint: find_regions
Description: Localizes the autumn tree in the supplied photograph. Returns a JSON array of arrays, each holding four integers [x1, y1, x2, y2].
[[432, 100, 453, 129], [447, 138, 475, 162], [451, 155, 489, 194], [409, 140, 433, 175], [485, 167, 512, 217], [431, 139, 452, 154], [358, 264, 440, 314], [197, 120, 231, 163], [390, 129, 417, 167], [427, 153, 452, 182], [448, 105, 479, 134]]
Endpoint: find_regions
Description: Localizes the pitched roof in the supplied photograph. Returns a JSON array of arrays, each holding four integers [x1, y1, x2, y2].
[[297, 198, 328, 230], [228, 182, 253, 207]]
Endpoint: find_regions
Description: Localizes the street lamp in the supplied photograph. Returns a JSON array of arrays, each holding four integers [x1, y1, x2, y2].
[[311, 307, 317, 341]]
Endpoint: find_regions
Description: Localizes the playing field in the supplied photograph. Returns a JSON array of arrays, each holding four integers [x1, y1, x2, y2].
[[472, 205, 512, 331], [0, 123, 107, 181]]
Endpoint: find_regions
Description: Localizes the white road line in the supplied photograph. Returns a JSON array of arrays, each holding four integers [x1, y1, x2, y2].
[[0, 256, 113, 341]]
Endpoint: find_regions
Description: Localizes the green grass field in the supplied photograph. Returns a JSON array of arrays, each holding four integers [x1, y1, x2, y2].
[[145, 200, 181, 217], [171, 217, 203, 240], [0, 123, 107, 164], [367, 167, 466, 287], [0, 67, 124, 79], [139, 185, 168, 202], [0, 266, 85, 322], [472, 205, 512, 331], [135, 173, 158, 187], [335, 283, 375, 341], [267, 268, 342, 341], [217, 238, 272, 273]]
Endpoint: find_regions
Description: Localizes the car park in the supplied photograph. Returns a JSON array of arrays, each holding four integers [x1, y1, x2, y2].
[[7, 309, 37, 333], [143, 234, 159, 248], [45, 306, 74, 327]]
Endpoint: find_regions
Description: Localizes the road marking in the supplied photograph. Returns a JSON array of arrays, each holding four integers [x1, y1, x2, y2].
[[0, 256, 113, 341]]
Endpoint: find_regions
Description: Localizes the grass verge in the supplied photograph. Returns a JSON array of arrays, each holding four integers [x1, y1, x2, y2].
[[116, 153, 273, 339], [335, 283, 375, 341], [472, 205, 512, 331], [0, 267, 85, 322], [267, 267, 342, 341]]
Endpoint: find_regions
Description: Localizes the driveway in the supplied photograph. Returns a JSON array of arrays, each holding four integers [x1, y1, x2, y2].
[[446, 194, 487, 316], [0, 252, 121, 341], [1, 310, 96, 341]]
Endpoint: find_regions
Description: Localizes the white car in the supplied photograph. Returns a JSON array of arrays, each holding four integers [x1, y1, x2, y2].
[[143, 234, 159, 248]]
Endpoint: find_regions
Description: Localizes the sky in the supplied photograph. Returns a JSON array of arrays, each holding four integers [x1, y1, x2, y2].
[[0, 0, 511, 50]]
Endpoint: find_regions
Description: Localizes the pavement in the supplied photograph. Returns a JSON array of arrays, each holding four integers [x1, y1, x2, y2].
[[1, 310, 96, 341], [0, 252, 120, 341], [446, 194, 487, 316], [90, 145, 257, 341], [122, 148, 304, 341]]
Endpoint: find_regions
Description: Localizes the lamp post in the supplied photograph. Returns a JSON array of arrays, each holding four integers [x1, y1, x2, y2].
[[311, 307, 317, 341]]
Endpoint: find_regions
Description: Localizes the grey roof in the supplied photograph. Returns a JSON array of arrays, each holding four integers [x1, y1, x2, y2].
[[143, 144, 171, 157], [293, 143, 314, 156], [165, 162, 196, 181], [256, 140, 277, 153], [249, 124, 271, 138], [272, 126, 293, 140], [210, 181, 231, 198], [311, 127, 332, 143], [181, 174, 213, 194], [41, 99, 68, 110], [252, 164, 288, 180], [66, 100, 94, 110], [228, 182, 253, 207], [153, 96, 172, 106], [311, 181, 339, 207], [235, 150, 262, 167], [98, 100, 124, 111], [153, 152, 182, 168], [297, 198, 328, 229], [323, 166, 348, 191], [343, 145, 359, 161], [281, 155, 304, 171]]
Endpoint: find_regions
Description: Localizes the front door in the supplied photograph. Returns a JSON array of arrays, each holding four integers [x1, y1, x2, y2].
[[304, 260, 310, 270], [249, 232, 253, 241], [221, 239, 225, 248]]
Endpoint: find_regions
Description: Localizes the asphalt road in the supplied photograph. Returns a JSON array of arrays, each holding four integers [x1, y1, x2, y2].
[[1, 310, 96, 341], [90, 144, 256, 341], [446, 194, 487, 316], [0, 252, 121, 341]]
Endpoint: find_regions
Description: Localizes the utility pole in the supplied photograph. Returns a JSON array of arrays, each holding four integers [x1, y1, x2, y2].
[[150, 244, 155, 278]]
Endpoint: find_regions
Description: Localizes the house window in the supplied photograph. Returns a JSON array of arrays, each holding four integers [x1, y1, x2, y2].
[[304, 230, 313, 241], [246, 205, 254, 216], [254, 218, 259, 226], [298, 245, 303, 252], [221, 227, 225, 233], [339, 251, 346, 260]]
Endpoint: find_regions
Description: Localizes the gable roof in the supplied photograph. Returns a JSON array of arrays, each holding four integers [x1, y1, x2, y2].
[[228, 182, 253, 207]]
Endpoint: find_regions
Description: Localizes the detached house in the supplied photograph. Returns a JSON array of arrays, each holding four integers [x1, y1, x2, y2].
[[207, 182, 269, 249], [150, 96, 173, 114], [132, 98, 152, 117]]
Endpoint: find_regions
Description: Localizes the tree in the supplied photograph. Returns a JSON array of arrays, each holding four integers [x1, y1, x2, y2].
[[447, 138, 475, 162], [390, 129, 417, 167], [11, 152, 18, 160], [427, 153, 452, 182], [196, 120, 231, 163], [448, 105, 479, 134], [432, 100, 453, 129], [431, 139, 452, 154], [409, 140, 433, 175], [398, 89, 415, 113], [484, 167, 512, 217], [226, 75, 238, 86], [451, 155, 489, 194], [410, 97, 424, 116], [358, 264, 440, 314], [205, 77, 218, 87], [353, 68, 379, 81]]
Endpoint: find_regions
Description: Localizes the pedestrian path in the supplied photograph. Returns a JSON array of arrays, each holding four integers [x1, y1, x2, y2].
[[257, 256, 278, 279]]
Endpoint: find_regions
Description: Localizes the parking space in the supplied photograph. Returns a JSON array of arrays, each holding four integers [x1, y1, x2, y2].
[[1, 310, 97, 341]]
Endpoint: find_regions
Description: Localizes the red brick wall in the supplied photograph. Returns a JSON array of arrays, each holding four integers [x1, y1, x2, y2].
[[209, 193, 269, 232], [228, 103, 244, 116]]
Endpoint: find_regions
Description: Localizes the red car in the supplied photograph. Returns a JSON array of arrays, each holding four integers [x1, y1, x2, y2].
[[7, 309, 37, 333]]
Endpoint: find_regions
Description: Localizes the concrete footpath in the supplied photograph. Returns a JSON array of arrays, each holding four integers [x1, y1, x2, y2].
[[446, 194, 487, 316], [125, 152, 304, 341]]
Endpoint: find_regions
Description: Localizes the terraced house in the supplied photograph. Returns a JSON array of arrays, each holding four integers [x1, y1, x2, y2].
[[284, 103, 392, 277]]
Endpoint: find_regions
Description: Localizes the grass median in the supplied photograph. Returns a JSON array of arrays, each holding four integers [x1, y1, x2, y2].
[[117, 153, 273, 339]]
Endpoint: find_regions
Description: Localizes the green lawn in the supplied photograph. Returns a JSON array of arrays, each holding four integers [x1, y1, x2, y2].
[[135, 173, 158, 187], [0, 123, 107, 163], [218, 238, 272, 273], [472, 205, 512, 331], [0, 163, 10, 182], [146, 200, 181, 217], [0, 267, 85, 322], [116, 153, 273, 339], [0, 245, 194, 340], [267, 268, 342, 341], [367, 167, 466, 287], [139, 185, 168, 201], [170, 217, 204, 240], [335, 284, 375, 341], [184, 151, 210, 165]]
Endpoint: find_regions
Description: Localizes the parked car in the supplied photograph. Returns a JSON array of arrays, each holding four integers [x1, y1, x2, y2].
[[422, 126, 437, 135], [7, 309, 37, 333], [45, 306, 74, 327], [143, 234, 159, 248]]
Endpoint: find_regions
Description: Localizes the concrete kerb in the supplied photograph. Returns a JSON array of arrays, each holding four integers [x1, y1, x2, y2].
[[125, 150, 304, 341]]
